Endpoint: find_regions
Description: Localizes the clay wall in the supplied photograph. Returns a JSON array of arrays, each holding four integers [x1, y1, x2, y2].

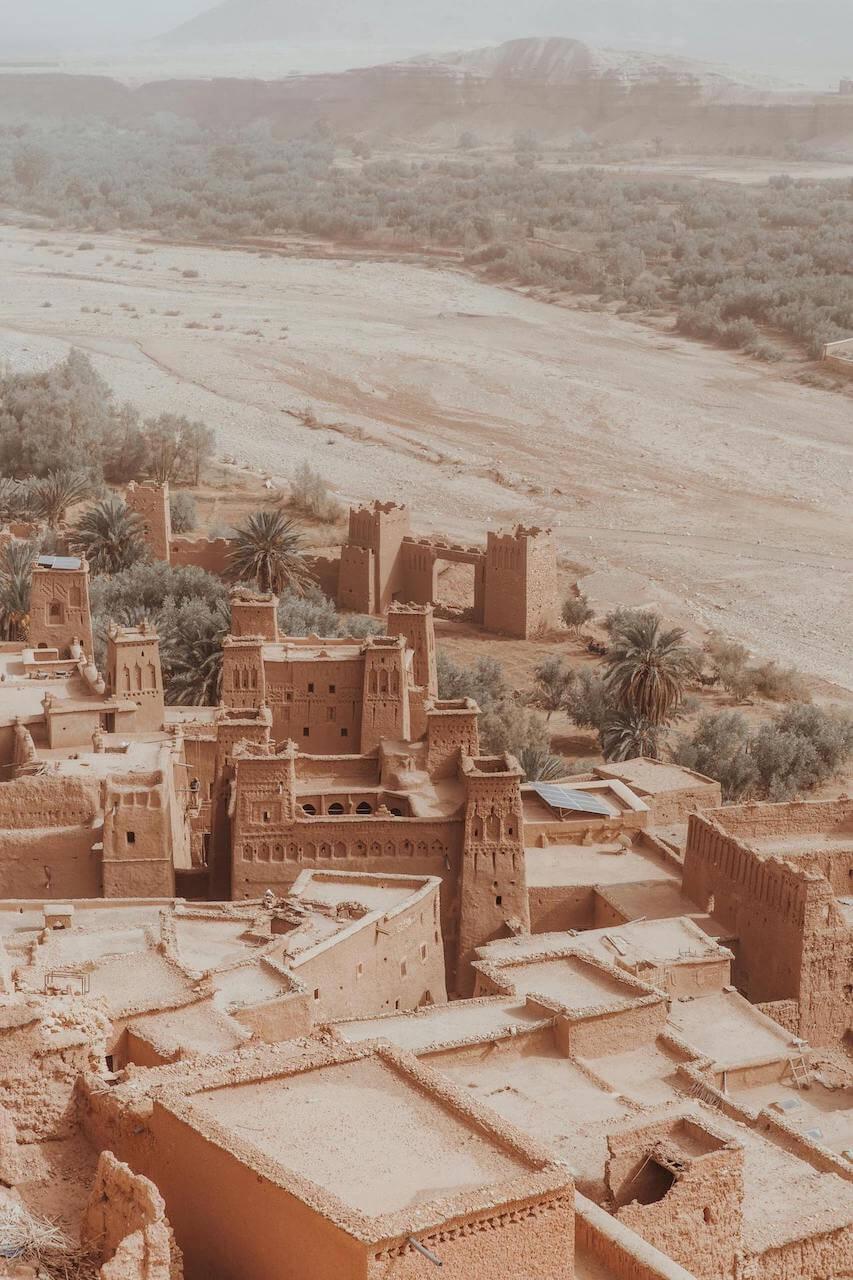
[[360, 640, 410, 752], [105, 627, 165, 733], [386, 604, 438, 697], [458, 757, 529, 990], [29, 561, 94, 658], [608, 1119, 743, 1280], [304, 553, 341, 602], [290, 880, 447, 1020], [683, 812, 852, 1044], [425, 700, 480, 780], [574, 1194, 700, 1280], [554, 995, 668, 1058], [125, 482, 172, 564], [101, 758, 186, 898], [336, 543, 374, 613], [367, 1194, 574, 1280], [231, 816, 463, 980], [143, 1101, 368, 1280], [229, 592, 279, 641], [82, 1150, 183, 1280], [752, 1224, 853, 1280], [529, 884, 599, 934], [399, 540, 438, 605], [229, 987, 313, 1042], [483, 527, 557, 639], [169, 536, 234, 577], [0, 773, 102, 897]]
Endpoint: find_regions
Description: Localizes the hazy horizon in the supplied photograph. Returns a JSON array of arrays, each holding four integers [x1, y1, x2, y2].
[[1, 0, 851, 86]]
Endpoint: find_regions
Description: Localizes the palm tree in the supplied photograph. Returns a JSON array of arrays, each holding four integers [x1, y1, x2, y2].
[[603, 613, 695, 725], [161, 599, 229, 706], [32, 471, 93, 529], [72, 497, 147, 575], [0, 540, 35, 641], [601, 710, 666, 762], [229, 509, 311, 595], [0, 478, 37, 524], [518, 743, 567, 782]]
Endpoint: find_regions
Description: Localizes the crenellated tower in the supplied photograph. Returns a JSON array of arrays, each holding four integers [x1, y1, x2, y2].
[[457, 753, 529, 992]]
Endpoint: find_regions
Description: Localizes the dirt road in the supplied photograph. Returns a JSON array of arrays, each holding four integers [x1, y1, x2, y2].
[[0, 225, 850, 689]]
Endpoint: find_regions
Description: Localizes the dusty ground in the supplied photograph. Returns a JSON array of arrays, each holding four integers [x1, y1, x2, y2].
[[0, 223, 850, 693]]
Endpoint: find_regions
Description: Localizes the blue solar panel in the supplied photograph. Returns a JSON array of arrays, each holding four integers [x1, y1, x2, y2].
[[531, 783, 617, 817]]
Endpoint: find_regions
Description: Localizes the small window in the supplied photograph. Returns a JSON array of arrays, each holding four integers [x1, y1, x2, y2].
[[356, 962, 364, 979], [356, 802, 372, 815], [302, 726, 310, 737], [341, 728, 348, 738], [328, 803, 345, 816], [313, 988, 320, 1001], [327, 706, 336, 722], [49, 601, 62, 621], [390, 807, 402, 817], [400, 958, 407, 977], [302, 803, 316, 816], [329, 683, 336, 693], [126, 831, 136, 845], [307, 682, 315, 693], [262, 810, 271, 823], [420, 943, 427, 962], [495, 895, 502, 906]]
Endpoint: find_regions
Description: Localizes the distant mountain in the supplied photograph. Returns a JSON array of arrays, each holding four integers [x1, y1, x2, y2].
[[158, 0, 853, 86]]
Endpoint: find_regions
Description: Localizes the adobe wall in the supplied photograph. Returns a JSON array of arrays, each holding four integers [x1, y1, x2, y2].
[[683, 813, 852, 1044], [752, 1223, 853, 1280], [608, 1119, 743, 1280], [125, 482, 172, 564], [143, 1101, 367, 1280], [169, 537, 234, 577], [232, 817, 464, 982], [0, 773, 102, 897], [367, 1193, 574, 1280], [458, 757, 529, 991], [304, 554, 341, 602], [554, 995, 668, 1058], [291, 883, 447, 1020], [101, 767, 180, 899], [529, 883, 600, 934], [0, 997, 110, 1141], [29, 561, 94, 658], [574, 1195, 701, 1280], [229, 987, 313, 1043], [483, 527, 557, 639], [594, 768, 722, 826], [82, 1150, 183, 1280]]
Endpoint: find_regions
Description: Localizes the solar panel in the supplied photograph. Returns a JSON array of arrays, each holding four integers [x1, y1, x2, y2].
[[37, 555, 82, 571], [530, 783, 617, 817]]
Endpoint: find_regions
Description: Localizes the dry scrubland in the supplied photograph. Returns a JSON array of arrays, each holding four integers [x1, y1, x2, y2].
[[0, 225, 851, 691]]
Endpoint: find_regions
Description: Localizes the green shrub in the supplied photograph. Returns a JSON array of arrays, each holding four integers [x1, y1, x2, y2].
[[169, 491, 198, 534]]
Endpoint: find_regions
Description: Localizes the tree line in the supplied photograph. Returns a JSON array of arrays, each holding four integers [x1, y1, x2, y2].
[[1, 119, 851, 359]]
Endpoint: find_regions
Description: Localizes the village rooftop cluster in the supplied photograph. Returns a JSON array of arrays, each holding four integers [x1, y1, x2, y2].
[[0, 485, 850, 1280]]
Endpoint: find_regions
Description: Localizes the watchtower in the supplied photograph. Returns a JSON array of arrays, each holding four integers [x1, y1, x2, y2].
[[458, 753, 529, 991], [359, 636, 410, 752], [105, 621, 164, 732], [337, 501, 411, 615], [29, 555, 94, 659], [386, 603, 437, 697], [230, 588, 279, 642], [482, 526, 557, 638], [125, 481, 172, 563]]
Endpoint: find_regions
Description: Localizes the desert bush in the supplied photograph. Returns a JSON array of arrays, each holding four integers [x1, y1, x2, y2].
[[673, 711, 758, 800], [564, 668, 613, 732], [562, 592, 594, 633], [707, 633, 808, 702], [289, 461, 342, 522], [530, 655, 574, 720], [169, 490, 198, 533]]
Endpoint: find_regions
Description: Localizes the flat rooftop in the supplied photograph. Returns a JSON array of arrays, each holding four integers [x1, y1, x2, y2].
[[667, 990, 796, 1069], [335, 997, 551, 1054], [188, 1055, 532, 1216], [261, 641, 366, 663], [525, 841, 679, 889], [596, 759, 716, 795], [478, 917, 727, 970], [483, 954, 643, 1011]]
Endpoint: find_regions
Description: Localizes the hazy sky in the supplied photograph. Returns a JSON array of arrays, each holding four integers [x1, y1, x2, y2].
[[2, 0, 850, 84], [0, 0, 208, 46]]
